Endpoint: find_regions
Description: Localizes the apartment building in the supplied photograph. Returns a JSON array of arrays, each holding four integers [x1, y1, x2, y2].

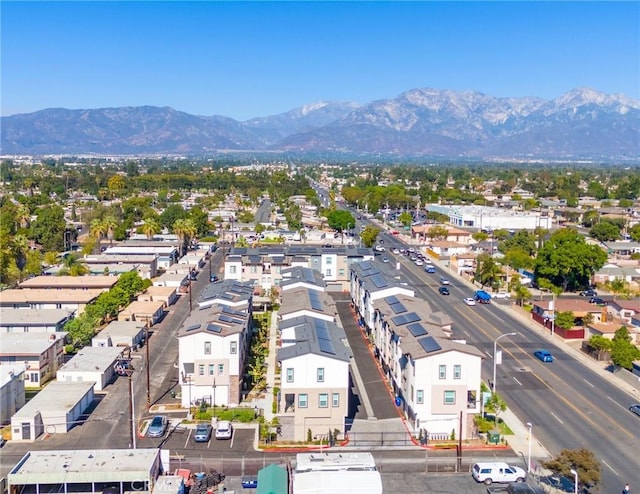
[[0, 289, 103, 315], [279, 287, 337, 323], [0, 308, 74, 334]]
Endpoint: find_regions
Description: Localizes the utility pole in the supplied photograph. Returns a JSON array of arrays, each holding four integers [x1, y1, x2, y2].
[[457, 410, 463, 471], [145, 321, 151, 410]]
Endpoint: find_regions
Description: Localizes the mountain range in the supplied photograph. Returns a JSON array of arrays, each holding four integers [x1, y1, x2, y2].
[[2, 87, 639, 159]]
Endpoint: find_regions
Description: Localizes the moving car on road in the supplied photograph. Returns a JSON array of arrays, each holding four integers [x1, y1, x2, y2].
[[439, 286, 450, 295], [629, 404, 640, 417], [463, 297, 476, 306], [533, 350, 554, 363], [440, 277, 450, 285], [580, 289, 597, 297]]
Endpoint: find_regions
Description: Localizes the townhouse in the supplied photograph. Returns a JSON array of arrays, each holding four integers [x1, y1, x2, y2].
[[276, 314, 351, 442], [177, 281, 254, 407], [18, 275, 119, 291], [349, 265, 483, 440], [350, 261, 414, 334], [224, 245, 374, 292]]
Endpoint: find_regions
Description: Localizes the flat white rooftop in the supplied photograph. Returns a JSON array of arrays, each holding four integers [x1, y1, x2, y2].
[[295, 452, 377, 472], [0, 308, 74, 326], [8, 448, 161, 484], [12, 381, 94, 419], [57, 346, 124, 372], [0, 332, 66, 355]]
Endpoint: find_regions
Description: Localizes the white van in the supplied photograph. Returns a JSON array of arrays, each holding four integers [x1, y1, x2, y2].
[[472, 462, 526, 485]]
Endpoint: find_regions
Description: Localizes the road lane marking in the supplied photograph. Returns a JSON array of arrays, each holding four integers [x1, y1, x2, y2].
[[606, 395, 627, 411], [583, 379, 594, 387], [512, 376, 523, 386], [486, 351, 494, 359], [549, 412, 564, 425], [602, 460, 619, 475]]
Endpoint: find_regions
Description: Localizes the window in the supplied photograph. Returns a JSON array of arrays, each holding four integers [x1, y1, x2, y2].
[[326, 257, 333, 265], [439, 365, 446, 379], [319, 393, 329, 408], [230, 265, 237, 274], [453, 364, 461, 379], [338, 269, 345, 276], [208, 364, 214, 376], [316, 368, 325, 383], [326, 269, 332, 277], [230, 341, 237, 354], [416, 390, 424, 404], [198, 365, 205, 376], [204, 341, 211, 355], [286, 368, 294, 383], [298, 393, 308, 408], [250, 265, 257, 273], [444, 390, 456, 405], [332, 393, 340, 407], [218, 364, 224, 375]]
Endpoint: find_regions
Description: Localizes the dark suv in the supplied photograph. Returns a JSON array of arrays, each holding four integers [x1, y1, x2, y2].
[[438, 286, 450, 295], [589, 297, 605, 305]]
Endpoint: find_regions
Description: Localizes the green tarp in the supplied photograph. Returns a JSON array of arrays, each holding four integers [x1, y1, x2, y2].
[[257, 464, 288, 494]]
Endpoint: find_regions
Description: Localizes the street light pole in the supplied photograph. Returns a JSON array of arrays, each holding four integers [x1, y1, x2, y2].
[[526, 422, 533, 474], [570, 468, 578, 494], [493, 332, 517, 394], [212, 378, 216, 410]]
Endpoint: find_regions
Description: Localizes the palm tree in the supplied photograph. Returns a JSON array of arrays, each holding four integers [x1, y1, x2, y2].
[[15, 204, 31, 231], [90, 218, 107, 241], [102, 215, 119, 244], [140, 217, 161, 240], [11, 235, 30, 282], [173, 218, 197, 256], [58, 254, 89, 276]]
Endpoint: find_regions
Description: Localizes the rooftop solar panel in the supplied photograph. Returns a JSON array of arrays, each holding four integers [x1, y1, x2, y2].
[[370, 274, 389, 289], [308, 290, 323, 311], [418, 336, 442, 353], [185, 324, 201, 332], [318, 337, 336, 355], [385, 295, 399, 305], [206, 323, 223, 333], [406, 322, 428, 337], [316, 324, 331, 342], [389, 302, 407, 314]]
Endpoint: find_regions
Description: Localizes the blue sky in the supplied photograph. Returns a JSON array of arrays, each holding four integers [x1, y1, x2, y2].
[[2, 1, 639, 120]]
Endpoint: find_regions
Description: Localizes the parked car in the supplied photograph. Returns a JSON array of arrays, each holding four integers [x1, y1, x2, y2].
[[391, 248, 400, 254], [463, 297, 476, 306], [210, 275, 219, 283], [494, 291, 510, 299], [440, 277, 450, 285], [589, 297, 605, 305], [629, 404, 640, 417], [472, 462, 526, 485], [533, 350, 554, 363], [580, 289, 597, 297], [194, 423, 212, 442], [414, 260, 424, 266], [438, 286, 450, 295], [215, 420, 233, 440], [147, 415, 168, 438]]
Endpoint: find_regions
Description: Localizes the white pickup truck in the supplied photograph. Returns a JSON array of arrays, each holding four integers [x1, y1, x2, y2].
[[472, 462, 526, 485]]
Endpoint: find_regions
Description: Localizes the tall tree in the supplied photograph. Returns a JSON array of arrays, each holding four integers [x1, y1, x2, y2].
[[140, 217, 161, 240], [326, 210, 355, 243], [535, 228, 607, 292]]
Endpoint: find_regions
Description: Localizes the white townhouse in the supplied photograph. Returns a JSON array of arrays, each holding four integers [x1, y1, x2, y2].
[[277, 315, 351, 442], [372, 295, 453, 372], [278, 287, 337, 323], [1, 365, 26, 424], [399, 338, 483, 440], [177, 303, 252, 407], [350, 261, 414, 332], [197, 280, 254, 310], [279, 266, 326, 292]]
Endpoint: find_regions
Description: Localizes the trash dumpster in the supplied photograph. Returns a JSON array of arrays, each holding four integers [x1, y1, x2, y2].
[[488, 429, 500, 444]]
